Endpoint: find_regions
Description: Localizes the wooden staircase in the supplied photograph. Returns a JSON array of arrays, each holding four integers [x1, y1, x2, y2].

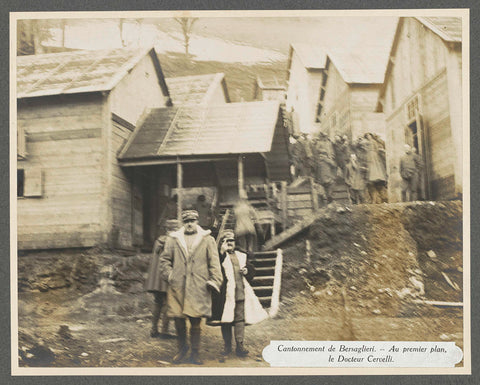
[[331, 177, 350, 205], [250, 249, 283, 317]]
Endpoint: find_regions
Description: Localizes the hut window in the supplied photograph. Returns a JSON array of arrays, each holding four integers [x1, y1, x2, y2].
[[17, 124, 27, 159], [330, 112, 337, 128], [17, 169, 24, 197], [19, 168, 43, 198], [315, 104, 323, 122], [406, 95, 420, 124]]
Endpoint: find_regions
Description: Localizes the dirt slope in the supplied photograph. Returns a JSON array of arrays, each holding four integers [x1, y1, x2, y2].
[[281, 201, 463, 317]]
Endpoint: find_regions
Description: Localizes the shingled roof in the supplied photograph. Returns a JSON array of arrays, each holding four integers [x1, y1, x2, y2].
[[119, 101, 281, 160], [165, 73, 230, 105], [327, 48, 389, 84], [416, 17, 462, 43], [16, 47, 169, 99], [288, 43, 327, 73]]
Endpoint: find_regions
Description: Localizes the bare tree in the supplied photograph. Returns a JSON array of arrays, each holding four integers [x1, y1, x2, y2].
[[174, 17, 198, 57], [118, 19, 126, 47], [17, 19, 53, 55]]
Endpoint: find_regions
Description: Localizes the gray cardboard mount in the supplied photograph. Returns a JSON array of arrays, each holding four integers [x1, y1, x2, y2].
[[3, 0, 479, 384]]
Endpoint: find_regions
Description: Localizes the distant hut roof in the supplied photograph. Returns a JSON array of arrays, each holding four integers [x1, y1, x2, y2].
[[16, 47, 169, 99], [256, 75, 287, 90], [327, 48, 389, 84], [119, 100, 281, 161], [416, 17, 462, 43], [165, 73, 230, 105], [289, 43, 328, 70]]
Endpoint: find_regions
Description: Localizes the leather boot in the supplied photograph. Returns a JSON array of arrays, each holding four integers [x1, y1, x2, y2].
[[159, 309, 176, 339], [189, 318, 203, 365], [150, 302, 162, 338], [235, 340, 249, 357], [172, 318, 189, 364], [220, 325, 232, 356], [234, 321, 248, 357]]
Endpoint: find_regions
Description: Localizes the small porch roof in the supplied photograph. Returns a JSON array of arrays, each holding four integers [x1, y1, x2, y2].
[[118, 100, 281, 161]]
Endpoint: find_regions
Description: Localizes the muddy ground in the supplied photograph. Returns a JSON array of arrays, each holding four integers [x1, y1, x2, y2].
[[17, 201, 464, 368]]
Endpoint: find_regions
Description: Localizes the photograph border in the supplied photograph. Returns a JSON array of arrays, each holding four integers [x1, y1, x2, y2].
[[4, 1, 477, 383]]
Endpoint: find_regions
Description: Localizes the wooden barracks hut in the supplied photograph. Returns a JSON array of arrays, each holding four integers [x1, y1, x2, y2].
[[16, 47, 291, 250], [285, 44, 327, 133], [376, 17, 463, 201], [118, 100, 291, 247], [16, 47, 171, 250], [316, 49, 388, 141], [165, 73, 230, 105]]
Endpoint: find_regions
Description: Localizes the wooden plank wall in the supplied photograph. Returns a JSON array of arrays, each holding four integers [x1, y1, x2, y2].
[[385, 105, 406, 202], [109, 119, 134, 248], [421, 71, 455, 199], [383, 18, 457, 201], [384, 18, 449, 114], [287, 191, 314, 219], [109, 54, 167, 129], [385, 71, 454, 201], [350, 110, 386, 140], [17, 95, 105, 249], [321, 62, 349, 136], [264, 116, 291, 181]]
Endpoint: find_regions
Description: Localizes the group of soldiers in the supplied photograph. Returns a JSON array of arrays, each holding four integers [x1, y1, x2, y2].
[[290, 131, 389, 204], [145, 198, 268, 365]]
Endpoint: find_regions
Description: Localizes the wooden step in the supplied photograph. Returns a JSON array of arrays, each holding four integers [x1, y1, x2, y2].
[[258, 296, 272, 306], [251, 258, 277, 267], [254, 289, 274, 297], [252, 275, 275, 282], [252, 285, 274, 291], [252, 286, 274, 295], [254, 266, 275, 276], [253, 251, 278, 257]]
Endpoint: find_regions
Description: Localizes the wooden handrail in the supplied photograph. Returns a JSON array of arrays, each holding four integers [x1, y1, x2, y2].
[[268, 248, 283, 318], [216, 208, 231, 245]]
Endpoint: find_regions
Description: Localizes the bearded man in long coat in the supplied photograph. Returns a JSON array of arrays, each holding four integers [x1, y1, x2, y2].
[[159, 210, 223, 365]]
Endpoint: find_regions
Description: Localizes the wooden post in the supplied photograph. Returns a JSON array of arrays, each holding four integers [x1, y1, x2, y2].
[[269, 248, 283, 318], [280, 181, 288, 229], [310, 176, 319, 211], [238, 155, 244, 196], [176, 161, 183, 222], [305, 239, 311, 264]]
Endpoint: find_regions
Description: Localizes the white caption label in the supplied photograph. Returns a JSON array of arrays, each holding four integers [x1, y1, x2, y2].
[[262, 341, 463, 367]]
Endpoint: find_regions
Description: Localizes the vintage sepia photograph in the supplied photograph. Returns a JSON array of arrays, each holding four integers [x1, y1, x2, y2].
[[11, 9, 468, 374]]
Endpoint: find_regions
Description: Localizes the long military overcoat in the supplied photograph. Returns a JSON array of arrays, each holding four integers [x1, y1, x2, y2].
[[159, 226, 223, 318], [144, 236, 169, 293]]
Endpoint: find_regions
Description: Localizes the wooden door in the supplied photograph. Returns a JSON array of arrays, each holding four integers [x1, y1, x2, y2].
[[132, 171, 143, 247]]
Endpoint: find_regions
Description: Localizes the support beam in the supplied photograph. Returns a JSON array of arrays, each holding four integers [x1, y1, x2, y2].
[[177, 161, 183, 222], [310, 177, 319, 211], [280, 181, 288, 229], [238, 155, 244, 195]]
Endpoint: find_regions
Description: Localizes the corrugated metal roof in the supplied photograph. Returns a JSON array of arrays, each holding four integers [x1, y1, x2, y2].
[[291, 43, 327, 70], [165, 73, 226, 105], [119, 101, 281, 160], [416, 17, 462, 43], [17, 47, 158, 98], [327, 48, 389, 84]]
